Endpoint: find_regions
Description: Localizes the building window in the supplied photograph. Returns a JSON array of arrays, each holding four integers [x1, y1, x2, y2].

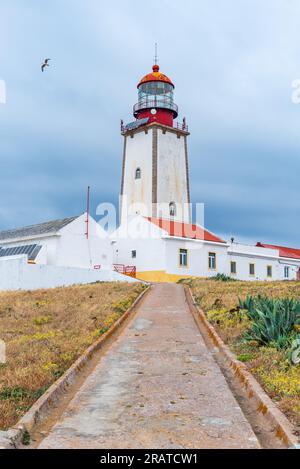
[[230, 261, 237, 275], [135, 168, 141, 180], [249, 263, 255, 276], [169, 202, 177, 217], [267, 265, 272, 278], [284, 266, 290, 279], [179, 249, 188, 267], [208, 252, 216, 270], [132, 250, 137, 259]]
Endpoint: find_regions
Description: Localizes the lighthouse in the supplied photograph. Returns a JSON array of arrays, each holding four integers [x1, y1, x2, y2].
[[120, 63, 191, 225]]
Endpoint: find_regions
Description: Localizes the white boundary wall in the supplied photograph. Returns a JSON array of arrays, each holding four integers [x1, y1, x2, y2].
[[0, 256, 139, 291]]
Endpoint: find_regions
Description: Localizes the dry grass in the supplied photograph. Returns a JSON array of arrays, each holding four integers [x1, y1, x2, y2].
[[189, 279, 300, 428], [190, 279, 300, 312], [0, 281, 145, 430]]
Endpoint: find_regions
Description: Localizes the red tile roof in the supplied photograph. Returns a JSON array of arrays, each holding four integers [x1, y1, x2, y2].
[[256, 242, 300, 260], [146, 217, 226, 244]]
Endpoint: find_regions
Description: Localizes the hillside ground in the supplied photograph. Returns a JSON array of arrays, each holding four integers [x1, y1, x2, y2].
[[0, 281, 145, 429]]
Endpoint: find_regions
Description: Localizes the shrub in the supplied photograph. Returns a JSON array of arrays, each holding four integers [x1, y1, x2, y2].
[[43, 362, 59, 374], [211, 273, 235, 282], [33, 315, 53, 326], [207, 308, 249, 329], [288, 336, 300, 365], [19, 331, 59, 343], [102, 312, 121, 329], [255, 363, 300, 397], [237, 353, 255, 363], [240, 295, 300, 349], [239, 295, 256, 314], [112, 296, 135, 313], [22, 430, 31, 446], [0, 387, 33, 401]]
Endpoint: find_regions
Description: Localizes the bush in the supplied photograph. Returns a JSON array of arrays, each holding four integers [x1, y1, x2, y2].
[[33, 315, 53, 326], [211, 273, 235, 282], [112, 296, 135, 313], [207, 308, 249, 329], [22, 430, 31, 446], [288, 336, 300, 365], [237, 353, 255, 363], [240, 295, 300, 349], [0, 387, 33, 401], [255, 356, 300, 397]]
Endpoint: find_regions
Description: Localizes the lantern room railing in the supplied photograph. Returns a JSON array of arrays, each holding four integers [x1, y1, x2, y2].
[[173, 121, 189, 132], [133, 100, 178, 117], [121, 119, 189, 133]]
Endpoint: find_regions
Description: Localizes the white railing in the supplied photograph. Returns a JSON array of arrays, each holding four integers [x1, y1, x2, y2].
[[133, 100, 178, 115]]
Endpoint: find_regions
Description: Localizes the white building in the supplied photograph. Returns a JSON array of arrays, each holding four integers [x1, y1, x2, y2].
[[112, 216, 228, 282], [228, 242, 300, 281], [0, 213, 112, 269], [112, 216, 300, 282]]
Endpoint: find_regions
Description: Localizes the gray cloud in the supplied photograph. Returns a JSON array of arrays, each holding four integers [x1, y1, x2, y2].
[[1, 0, 300, 247]]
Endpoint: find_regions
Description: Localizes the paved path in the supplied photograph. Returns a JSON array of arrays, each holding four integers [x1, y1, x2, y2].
[[38, 284, 260, 449]]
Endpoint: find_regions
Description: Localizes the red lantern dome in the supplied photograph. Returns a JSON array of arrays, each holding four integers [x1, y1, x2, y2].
[[138, 65, 174, 88], [134, 64, 178, 127]]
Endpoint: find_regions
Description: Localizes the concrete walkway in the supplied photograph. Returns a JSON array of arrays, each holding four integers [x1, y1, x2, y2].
[[38, 284, 260, 449]]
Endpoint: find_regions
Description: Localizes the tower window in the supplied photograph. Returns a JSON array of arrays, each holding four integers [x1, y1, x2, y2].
[[169, 202, 176, 217], [179, 249, 188, 267], [267, 265, 272, 278], [208, 252, 216, 270], [135, 168, 141, 180], [132, 250, 137, 259], [230, 261, 237, 275], [249, 263, 255, 276]]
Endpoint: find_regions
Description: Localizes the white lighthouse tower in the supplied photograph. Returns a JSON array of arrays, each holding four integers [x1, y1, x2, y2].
[[120, 63, 191, 225]]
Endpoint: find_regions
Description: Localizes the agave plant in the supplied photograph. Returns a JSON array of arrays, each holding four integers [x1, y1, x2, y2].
[[239, 295, 255, 314], [289, 336, 300, 365], [240, 295, 300, 349]]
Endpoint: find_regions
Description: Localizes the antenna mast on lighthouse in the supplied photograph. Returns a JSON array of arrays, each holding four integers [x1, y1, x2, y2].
[[154, 43, 158, 65]]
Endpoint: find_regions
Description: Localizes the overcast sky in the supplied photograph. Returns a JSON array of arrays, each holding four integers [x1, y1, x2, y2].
[[1, 0, 300, 245]]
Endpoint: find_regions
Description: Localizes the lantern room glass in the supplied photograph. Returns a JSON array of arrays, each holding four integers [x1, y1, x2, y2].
[[138, 82, 174, 111]]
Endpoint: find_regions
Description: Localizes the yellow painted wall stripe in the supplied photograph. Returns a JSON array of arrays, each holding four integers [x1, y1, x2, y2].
[[136, 271, 203, 283]]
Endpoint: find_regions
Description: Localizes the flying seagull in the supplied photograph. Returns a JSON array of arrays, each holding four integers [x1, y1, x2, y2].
[[41, 58, 51, 72]]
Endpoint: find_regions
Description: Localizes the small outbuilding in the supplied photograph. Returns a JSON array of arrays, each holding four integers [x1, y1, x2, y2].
[[0, 213, 112, 270]]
